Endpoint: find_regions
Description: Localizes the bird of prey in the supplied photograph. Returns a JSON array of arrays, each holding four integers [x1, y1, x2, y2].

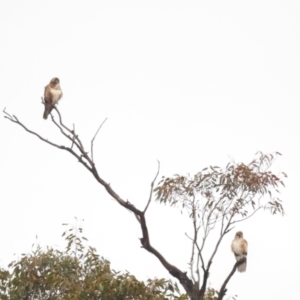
[[231, 231, 248, 272], [43, 77, 63, 119]]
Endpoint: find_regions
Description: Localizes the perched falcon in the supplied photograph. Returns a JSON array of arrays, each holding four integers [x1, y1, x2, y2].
[[43, 77, 63, 119], [231, 231, 248, 272]]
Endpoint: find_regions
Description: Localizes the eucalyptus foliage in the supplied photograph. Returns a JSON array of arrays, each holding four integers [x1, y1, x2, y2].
[[0, 225, 187, 300]]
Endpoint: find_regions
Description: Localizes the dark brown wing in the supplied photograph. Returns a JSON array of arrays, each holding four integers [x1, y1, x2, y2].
[[43, 85, 54, 120]]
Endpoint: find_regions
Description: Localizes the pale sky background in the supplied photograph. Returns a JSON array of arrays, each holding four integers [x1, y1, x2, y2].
[[0, 1, 299, 299]]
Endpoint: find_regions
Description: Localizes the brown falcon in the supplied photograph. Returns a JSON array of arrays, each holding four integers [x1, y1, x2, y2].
[[43, 77, 63, 119], [231, 231, 248, 272]]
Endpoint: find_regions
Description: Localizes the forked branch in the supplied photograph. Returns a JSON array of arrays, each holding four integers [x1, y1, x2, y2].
[[4, 107, 195, 298]]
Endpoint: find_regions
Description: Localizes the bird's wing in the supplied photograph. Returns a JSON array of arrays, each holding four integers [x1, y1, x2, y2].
[[44, 85, 53, 104]]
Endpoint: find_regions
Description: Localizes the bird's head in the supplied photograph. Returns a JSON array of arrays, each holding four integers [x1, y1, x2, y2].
[[235, 231, 243, 238], [50, 77, 60, 84]]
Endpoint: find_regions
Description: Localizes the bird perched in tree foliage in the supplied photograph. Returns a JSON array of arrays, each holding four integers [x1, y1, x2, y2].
[[231, 231, 248, 272], [43, 77, 63, 119]]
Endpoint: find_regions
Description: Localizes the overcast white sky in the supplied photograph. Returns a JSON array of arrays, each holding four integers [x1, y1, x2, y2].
[[1, 1, 299, 299]]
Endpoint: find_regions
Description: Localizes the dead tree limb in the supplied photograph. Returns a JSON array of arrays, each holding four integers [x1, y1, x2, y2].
[[4, 107, 195, 298], [218, 258, 247, 300]]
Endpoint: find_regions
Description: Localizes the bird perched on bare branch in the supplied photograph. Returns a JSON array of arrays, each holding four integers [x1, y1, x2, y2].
[[43, 77, 63, 119], [231, 231, 248, 272]]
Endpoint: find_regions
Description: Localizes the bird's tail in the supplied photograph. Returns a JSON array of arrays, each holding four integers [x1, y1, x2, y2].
[[237, 257, 247, 272], [43, 103, 53, 120], [43, 109, 49, 119]]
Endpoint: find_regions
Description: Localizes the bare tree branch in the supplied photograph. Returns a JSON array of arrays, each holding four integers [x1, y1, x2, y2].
[[199, 213, 234, 297], [186, 231, 196, 283], [4, 109, 93, 173], [52, 105, 74, 134], [51, 114, 81, 151], [53, 107, 95, 168], [231, 206, 263, 224], [144, 160, 160, 214], [71, 124, 76, 149], [194, 240, 205, 275], [91, 117, 107, 162], [218, 258, 247, 300], [4, 108, 195, 298], [4, 109, 66, 151]]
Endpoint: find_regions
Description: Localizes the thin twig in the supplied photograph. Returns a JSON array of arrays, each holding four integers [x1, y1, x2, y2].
[[91, 118, 107, 162], [5, 113, 63, 150], [52, 107, 94, 168], [4, 111, 92, 173], [199, 214, 234, 297], [51, 113, 71, 138], [143, 160, 160, 214], [50, 107, 82, 152], [53, 106, 73, 134], [195, 247, 200, 289], [71, 124, 75, 149], [194, 240, 205, 274], [3, 107, 12, 119], [189, 198, 197, 283], [231, 206, 263, 224]]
